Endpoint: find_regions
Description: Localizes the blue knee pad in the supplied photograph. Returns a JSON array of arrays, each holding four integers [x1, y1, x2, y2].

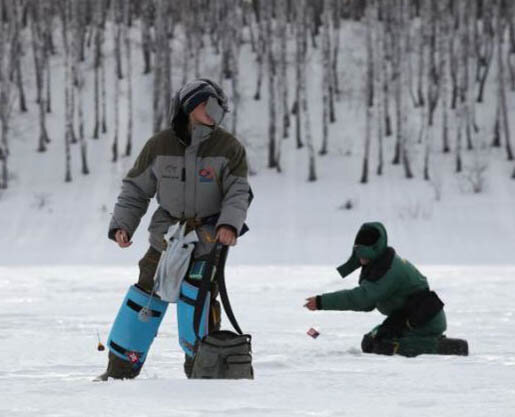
[[177, 281, 210, 357], [107, 285, 168, 366]]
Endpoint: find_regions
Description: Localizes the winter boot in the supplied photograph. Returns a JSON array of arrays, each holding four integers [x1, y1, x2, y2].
[[437, 336, 469, 356], [94, 351, 142, 381]]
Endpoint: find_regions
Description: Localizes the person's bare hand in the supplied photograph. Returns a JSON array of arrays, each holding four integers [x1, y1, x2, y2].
[[304, 297, 318, 311], [216, 226, 237, 246], [115, 229, 132, 248]]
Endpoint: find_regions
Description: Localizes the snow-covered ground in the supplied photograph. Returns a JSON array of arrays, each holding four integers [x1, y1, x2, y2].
[[1, 264, 514, 417]]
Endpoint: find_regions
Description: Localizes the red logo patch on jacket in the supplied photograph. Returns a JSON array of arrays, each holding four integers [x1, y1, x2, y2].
[[199, 166, 215, 183]]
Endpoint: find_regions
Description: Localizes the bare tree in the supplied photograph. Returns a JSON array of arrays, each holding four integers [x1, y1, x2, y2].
[[382, 0, 393, 137], [59, 0, 73, 182], [392, 0, 413, 178], [423, 0, 440, 181], [464, 0, 476, 151], [507, 0, 515, 90], [299, 0, 316, 181], [319, 2, 331, 156], [361, 0, 374, 184], [140, 0, 153, 74], [254, 3, 265, 101], [44, 1, 53, 114], [0, 0, 16, 189], [31, 0, 51, 152], [331, 0, 342, 102], [124, 0, 133, 157], [113, 0, 123, 80], [293, 1, 304, 149], [454, 0, 467, 173], [278, 0, 290, 139], [265, 0, 278, 170], [449, 2, 459, 109], [476, 5, 495, 103], [415, 0, 426, 108], [153, 0, 167, 134], [375, 0, 385, 175], [92, 0, 106, 139], [439, 0, 451, 153], [11, 0, 27, 113], [496, 0, 513, 161], [74, 0, 89, 174]]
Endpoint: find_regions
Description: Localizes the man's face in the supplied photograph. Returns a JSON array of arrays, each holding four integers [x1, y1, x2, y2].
[[190, 101, 215, 127]]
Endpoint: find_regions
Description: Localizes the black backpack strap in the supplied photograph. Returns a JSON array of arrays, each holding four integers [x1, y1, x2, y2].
[[193, 244, 222, 339], [216, 245, 243, 335]]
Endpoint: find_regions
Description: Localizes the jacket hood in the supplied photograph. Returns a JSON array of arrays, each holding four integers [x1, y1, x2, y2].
[[336, 222, 388, 279], [353, 222, 388, 261], [167, 79, 228, 141]]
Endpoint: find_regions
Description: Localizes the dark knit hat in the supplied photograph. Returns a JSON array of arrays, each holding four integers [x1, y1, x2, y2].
[[179, 79, 228, 114]]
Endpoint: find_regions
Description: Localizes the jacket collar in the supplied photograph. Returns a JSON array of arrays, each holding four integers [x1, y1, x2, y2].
[[359, 247, 396, 283]]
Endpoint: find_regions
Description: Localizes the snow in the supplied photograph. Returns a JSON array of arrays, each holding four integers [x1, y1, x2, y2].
[[1, 14, 515, 417], [1, 265, 514, 417]]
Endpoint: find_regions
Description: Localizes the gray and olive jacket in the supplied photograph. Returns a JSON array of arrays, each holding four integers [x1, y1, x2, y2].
[[108, 124, 252, 255]]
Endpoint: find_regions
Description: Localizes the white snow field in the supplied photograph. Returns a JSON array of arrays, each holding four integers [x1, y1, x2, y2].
[[1, 264, 514, 417]]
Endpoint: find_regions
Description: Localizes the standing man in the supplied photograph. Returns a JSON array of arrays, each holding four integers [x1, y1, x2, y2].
[[97, 79, 252, 380]]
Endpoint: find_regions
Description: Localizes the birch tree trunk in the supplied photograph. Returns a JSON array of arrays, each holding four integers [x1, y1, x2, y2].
[[153, 0, 166, 133], [12, 0, 27, 113], [31, 0, 51, 152], [439, 0, 451, 153], [463, 0, 475, 151], [254, 5, 265, 101], [293, 1, 304, 149], [476, 4, 494, 103], [299, 0, 316, 181], [331, 0, 342, 102], [229, 0, 242, 137], [278, 0, 290, 139], [0, 0, 15, 188], [319, 3, 331, 156], [375, 0, 384, 175], [74, 0, 88, 175], [124, 0, 133, 157], [497, 0, 514, 161], [361, 0, 374, 184], [399, 0, 413, 178], [383, 0, 393, 137], [114, 0, 123, 80], [449, 4, 459, 109], [454, 0, 466, 173], [112, 2, 121, 163], [423, 0, 439, 181], [141, 0, 153, 74], [392, 0, 402, 164], [61, 0, 73, 182], [265, 0, 277, 170], [92, 0, 104, 139]]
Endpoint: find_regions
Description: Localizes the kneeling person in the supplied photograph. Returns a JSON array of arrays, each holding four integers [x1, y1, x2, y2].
[[304, 222, 468, 357]]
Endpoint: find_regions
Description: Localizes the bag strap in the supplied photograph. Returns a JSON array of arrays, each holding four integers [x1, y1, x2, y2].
[[193, 243, 243, 339], [193, 244, 222, 339], [216, 244, 243, 335]]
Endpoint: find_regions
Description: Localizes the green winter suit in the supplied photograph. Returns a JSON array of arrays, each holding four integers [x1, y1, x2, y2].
[[317, 222, 447, 357]]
